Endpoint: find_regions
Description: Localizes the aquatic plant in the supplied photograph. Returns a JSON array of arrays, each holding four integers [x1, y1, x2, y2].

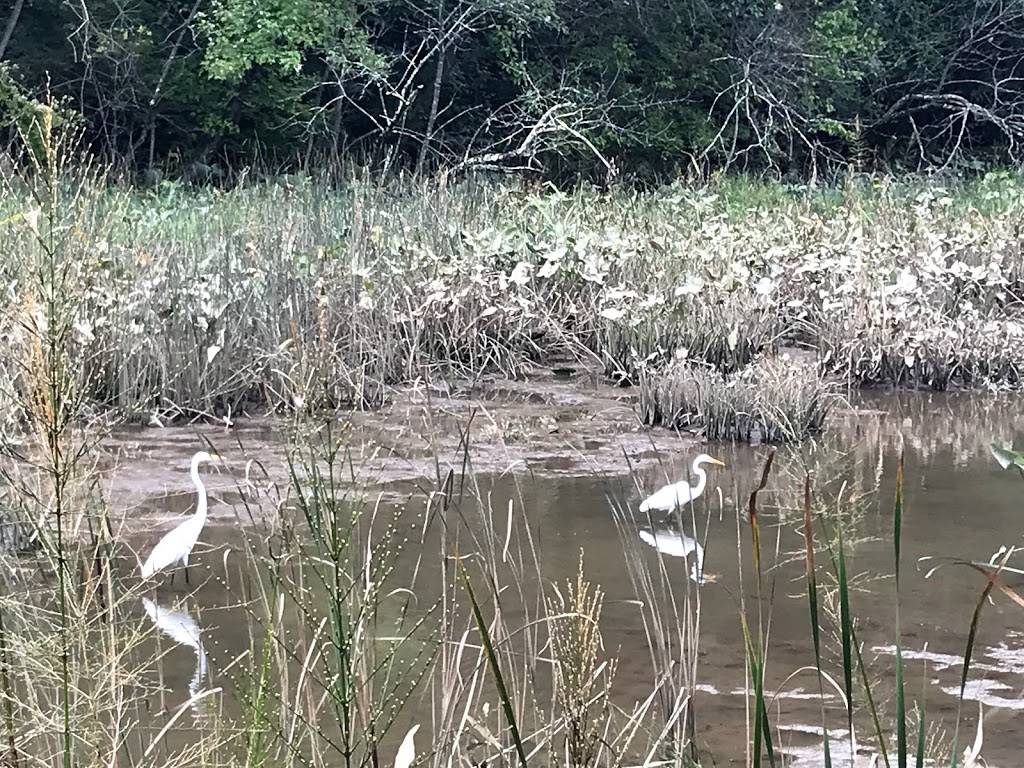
[[3, 169, 1024, 426], [1, 136, 1024, 767], [638, 356, 834, 443]]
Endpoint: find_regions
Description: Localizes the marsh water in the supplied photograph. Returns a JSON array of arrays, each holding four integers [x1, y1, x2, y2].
[[110, 377, 1024, 766]]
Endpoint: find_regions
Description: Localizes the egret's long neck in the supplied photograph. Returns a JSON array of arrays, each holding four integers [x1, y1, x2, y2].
[[191, 459, 208, 522], [691, 465, 708, 501]]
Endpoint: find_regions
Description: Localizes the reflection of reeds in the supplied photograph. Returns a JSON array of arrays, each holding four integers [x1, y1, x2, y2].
[[837, 392, 1024, 470]]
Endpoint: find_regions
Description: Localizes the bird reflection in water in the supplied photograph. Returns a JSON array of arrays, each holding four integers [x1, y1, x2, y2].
[[143, 597, 210, 717], [638, 526, 717, 584]]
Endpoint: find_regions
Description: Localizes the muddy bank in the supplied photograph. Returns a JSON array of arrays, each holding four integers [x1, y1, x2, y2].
[[102, 369, 707, 525]]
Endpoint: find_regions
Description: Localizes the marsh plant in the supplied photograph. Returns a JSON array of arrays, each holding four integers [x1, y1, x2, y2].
[[3, 168, 1024, 428], [219, 422, 730, 768], [222, 422, 441, 768], [639, 356, 834, 443], [1, 131, 1022, 768], [547, 555, 616, 768]]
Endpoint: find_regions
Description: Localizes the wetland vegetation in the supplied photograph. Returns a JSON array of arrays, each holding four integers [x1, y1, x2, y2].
[[4, 147, 1024, 436], [1, 106, 1024, 768]]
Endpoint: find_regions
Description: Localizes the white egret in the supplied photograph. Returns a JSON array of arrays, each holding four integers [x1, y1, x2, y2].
[[394, 724, 420, 768], [142, 597, 208, 704], [639, 453, 725, 513], [140, 450, 220, 582], [639, 527, 715, 584]]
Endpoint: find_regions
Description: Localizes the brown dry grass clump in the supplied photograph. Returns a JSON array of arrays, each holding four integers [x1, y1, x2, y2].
[[639, 355, 834, 442]]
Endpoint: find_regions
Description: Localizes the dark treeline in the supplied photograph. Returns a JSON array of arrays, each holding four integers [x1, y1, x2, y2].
[[2, 0, 1024, 179]]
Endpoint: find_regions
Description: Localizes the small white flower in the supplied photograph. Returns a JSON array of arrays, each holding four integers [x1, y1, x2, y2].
[[581, 262, 606, 284], [638, 292, 665, 310], [599, 307, 626, 321], [895, 269, 918, 293], [73, 320, 95, 344], [545, 245, 567, 262], [606, 287, 639, 301]]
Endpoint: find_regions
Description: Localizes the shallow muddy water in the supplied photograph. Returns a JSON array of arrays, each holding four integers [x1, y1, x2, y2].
[[110, 377, 1024, 766]]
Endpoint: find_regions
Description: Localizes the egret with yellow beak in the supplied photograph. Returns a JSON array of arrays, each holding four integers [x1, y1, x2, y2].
[[639, 453, 726, 513], [141, 450, 220, 583]]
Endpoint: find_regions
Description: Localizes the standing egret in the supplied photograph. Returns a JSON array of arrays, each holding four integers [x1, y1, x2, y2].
[[639, 453, 725, 513], [141, 450, 220, 582], [639, 527, 715, 584], [394, 724, 420, 768]]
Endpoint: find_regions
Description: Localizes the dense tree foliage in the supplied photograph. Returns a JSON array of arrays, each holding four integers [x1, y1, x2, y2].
[[3, 0, 1024, 177]]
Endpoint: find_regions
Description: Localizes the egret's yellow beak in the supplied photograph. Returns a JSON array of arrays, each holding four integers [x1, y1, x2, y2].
[[708, 457, 726, 467], [208, 451, 222, 461]]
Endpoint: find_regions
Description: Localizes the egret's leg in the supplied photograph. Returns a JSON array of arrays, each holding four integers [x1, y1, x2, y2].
[[183, 553, 190, 586]]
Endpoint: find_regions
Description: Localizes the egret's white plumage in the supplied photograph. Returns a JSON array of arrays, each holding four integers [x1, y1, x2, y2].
[[639, 453, 725, 513], [639, 527, 712, 584], [141, 450, 218, 579], [394, 724, 420, 768], [142, 597, 207, 699]]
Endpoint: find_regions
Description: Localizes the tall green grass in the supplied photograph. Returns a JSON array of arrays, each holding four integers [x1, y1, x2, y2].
[[792, 448, 1019, 768], [743, 450, 777, 768], [803, 476, 832, 768]]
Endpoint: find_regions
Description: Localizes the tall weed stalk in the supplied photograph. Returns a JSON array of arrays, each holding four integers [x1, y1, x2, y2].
[[743, 451, 776, 768], [802, 476, 831, 768]]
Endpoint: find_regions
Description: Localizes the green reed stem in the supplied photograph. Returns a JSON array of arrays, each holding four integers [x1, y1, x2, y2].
[[894, 454, 906, 768], [803, 477, 831, 768], [460, 560, 528, 768]]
